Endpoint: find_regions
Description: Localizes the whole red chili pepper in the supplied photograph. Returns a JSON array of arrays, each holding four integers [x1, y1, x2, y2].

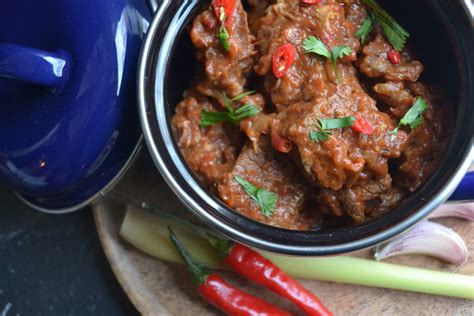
[[351, 114, 373, 135], [169, 228, 293, 316], [387, 49, 401, 65], [206, 236, 333, 316], [213, 0, 236, 27], [272, 44, 296, 78]]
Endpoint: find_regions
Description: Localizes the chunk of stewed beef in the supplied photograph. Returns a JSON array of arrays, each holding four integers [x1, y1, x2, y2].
[[373, 81, 415, 118], [359, 34, 423, 82], [319, 171, 394, 222], [395, 83, 445, 191], [190, 1, 255, 98], [218, 138, 314, 230], [253, 1, 360, 109], [172, 94, 243, 187], [277, 88, 407, 191]]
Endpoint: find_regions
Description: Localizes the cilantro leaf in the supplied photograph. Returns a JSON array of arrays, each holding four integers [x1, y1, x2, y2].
[[319, 116, 357, 130], [199, 91, 260, 127], [354, 14, 375, 44], [234, 175, 258, 196], [303, 36, 330, 58], [362, 0, 409, 51], [390, 97, 428, 134], [331, 46, 352, 84], [256, 190, 278, 218], [303, 36, 352, 84], [331, 46, 353, 62], [400, 97, 428, 128], [234, 176, 277, 217], [310, 130, 332, 142], [311, 116, 356, 142]]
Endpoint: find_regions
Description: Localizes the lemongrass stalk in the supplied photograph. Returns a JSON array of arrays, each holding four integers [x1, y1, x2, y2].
[[262, 255, 474, 299], [120, 205, 223, 268], [120, 205, 474, 300]]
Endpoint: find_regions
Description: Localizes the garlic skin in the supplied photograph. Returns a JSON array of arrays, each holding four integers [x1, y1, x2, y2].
[[429, 203, 474, 221], [374, 221, 469, 266]]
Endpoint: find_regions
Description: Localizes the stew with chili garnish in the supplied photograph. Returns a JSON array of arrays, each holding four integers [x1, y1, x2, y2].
[[171, 0, 450, 230]]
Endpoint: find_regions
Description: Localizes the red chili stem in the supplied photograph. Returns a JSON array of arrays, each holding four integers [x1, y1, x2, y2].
[[169, 227, 211, 285], [169, 228, 292, 316]]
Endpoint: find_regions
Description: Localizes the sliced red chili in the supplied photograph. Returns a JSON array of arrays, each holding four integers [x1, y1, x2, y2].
[[301, 0, 322, 4], [272, 44, 296, 78], [271, 133, 293, 153], [387, 49, 401, 65], [352, 114, 374, 135], [213, 0, 236, 27]]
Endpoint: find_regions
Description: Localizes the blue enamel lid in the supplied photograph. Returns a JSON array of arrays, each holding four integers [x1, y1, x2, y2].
[[0, 0, 151, 212]]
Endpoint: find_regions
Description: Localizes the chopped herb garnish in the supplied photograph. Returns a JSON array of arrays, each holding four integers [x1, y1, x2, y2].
[[200, 110, 234, 127], [362, 0, 410, 51], [230, 90, 256, 102], [218, 16, 230, 52], [199, 91, 260, 127], [319, 116, 357, 130], [354, 14, 375, 44], [234, 103, 261, 119], [330, 46, 352, 84], [234, 175, 277, 217], [310, 116, 357, 142], [303, 36, 352, 84], [310, 130, 332, 142], [302, 36, 330, 58], [390, 97, 428, 134]]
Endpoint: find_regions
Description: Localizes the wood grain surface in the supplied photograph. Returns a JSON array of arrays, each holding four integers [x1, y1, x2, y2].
[[93, 151, 474, 316]]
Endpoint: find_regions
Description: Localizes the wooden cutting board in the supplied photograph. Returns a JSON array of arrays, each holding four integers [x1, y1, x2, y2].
[[93, 151, 474, 315]]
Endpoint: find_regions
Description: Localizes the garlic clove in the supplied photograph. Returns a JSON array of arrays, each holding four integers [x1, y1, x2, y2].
[[374, 221, 469, 266], [429, 202, 474, 221]]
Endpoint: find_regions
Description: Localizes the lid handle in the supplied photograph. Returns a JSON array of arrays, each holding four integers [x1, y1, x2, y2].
[[0, 43, 69, 89]]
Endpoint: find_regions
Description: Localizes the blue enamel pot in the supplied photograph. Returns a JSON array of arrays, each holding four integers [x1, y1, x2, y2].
[[138, 0, 474, 255], [0, 0, 152, 212]]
